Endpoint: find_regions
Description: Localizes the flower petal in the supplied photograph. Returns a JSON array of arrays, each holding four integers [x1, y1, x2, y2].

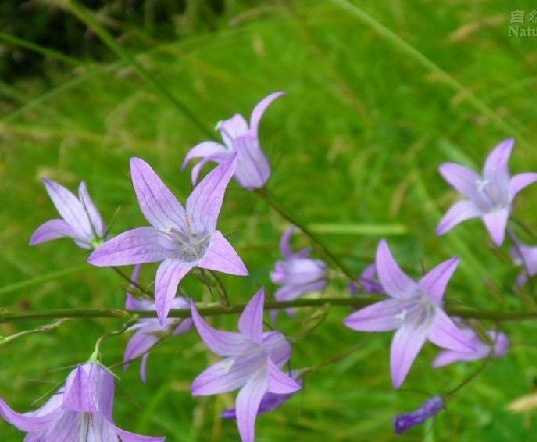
[[376, 239, 417, 299], [236, 367, 268, 442], [190, 302, 252, 357], [436, 200, 481, 236], [63, 365, 98, 413], [483, 207, 509, 246], [483, 138, 513, 184], [130, 157, 186, 230], [428, 309, 476, 353], [88, 227, 167, 266], [155, 259, 194, 323], [238, 289, 265, 343], [266, 359, 301, 394], [0, 397, 61, 432], [30, 219, 74, 245], [249, 92, 285, 135], [344, 299, 402, 332], [432, 349, 472, 367], [190, 151, 230, 185], [198, 230, 248, 276], [111, 420, 166, 442], [418, 257, 459, 305], [438, 163, 482, 201], [182, 141, 228, 170], [509, 172, 537, 202], [186, 156, 237, 233], [390, 323, 428, 388], [42, 178, 92, 240], [123, 329, 159, 368], [263, 331, 292, 366], [78, 181, 106, 238], [191, 357, 258, 396], [279, 226, 296, 258], [274, 279, 326, 302]]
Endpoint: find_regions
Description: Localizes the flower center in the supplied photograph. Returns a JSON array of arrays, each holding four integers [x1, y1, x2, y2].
[[163, 227, 211, 262], [395, 294, 436, 329], [476, 178, 507, 212]]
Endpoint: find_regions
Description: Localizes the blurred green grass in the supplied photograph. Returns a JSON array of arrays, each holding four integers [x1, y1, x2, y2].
[[1, 0, 537, 440]]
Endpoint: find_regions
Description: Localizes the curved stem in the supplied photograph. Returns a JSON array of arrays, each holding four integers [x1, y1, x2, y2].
[[256, 188, 357, 283], [0, 297, 535, 323]]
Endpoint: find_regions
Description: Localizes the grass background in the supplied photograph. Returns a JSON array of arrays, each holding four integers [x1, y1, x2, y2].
[[1, 0, 537, 440]]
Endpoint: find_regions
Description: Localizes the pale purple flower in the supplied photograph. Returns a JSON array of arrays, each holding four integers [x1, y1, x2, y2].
[[89, 157, 247, 323], [437, 138, 537, 246], [31, 179, 106, 249], [190, 289, 301, 442], [344, 239, 475, 388], [0, 362, 165, 441], [394, 396, 444, 434], [270, 226, 327, 302], [433, 328, 509, 367], [511, 240, 537, 285], [182, 92, 284, 190], [221, 371, 302, 420], [349, 263, 385, 295]]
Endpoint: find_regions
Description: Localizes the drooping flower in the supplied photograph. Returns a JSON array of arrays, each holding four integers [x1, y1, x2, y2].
[[123, 266, 192, 382], [433, 327, 509, 367], [30, 179, 106, 249], [270, 226, 327, 303], [190, 289, 301, 442], [89, 157, 247, 323], [344, 239, 475, 388], [349, 263, 385, 295], [182, 92, 284, 190], [394, 396, 444, 434], [0, 362, 165, 441], [437, 138, 537, 246], [511, 240, 537, 285], [221, 371, 302, 420]]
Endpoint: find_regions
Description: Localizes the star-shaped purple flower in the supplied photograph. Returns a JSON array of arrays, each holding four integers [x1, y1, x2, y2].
[[182, 92, 284, 190], [0, 362, 165, 441], [270, 226, 327, 303], [344, 239, 475, 388], [433, 327, 509, 367], [31, 179, 106, 249], [89, 157, 247, 323], [437, 138, 537, 246], [190, 289, 301, 442]]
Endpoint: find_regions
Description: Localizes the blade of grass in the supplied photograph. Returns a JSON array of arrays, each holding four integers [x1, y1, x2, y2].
[[331, 0, 531, 149], [0, 264, 89, 297], [308, 223, 407, 235]]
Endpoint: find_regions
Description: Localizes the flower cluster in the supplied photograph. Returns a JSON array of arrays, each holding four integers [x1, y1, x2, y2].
[[4, 91, 535, 441]]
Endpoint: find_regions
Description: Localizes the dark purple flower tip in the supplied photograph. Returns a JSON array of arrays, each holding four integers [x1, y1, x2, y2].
[[394, 396, 444, 434]]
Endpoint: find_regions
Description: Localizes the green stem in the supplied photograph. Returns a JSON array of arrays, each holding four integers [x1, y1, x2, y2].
[[256, 188, 357, 282], [0, 297, 535, 323]]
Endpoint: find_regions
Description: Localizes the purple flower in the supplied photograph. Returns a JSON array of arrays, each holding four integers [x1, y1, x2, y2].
[[437, 139, 537, 246], [0, 362, 165, 441], [433, 328, 509, 367], [394, 396, 444, 434], [89, 157, 247, 323], [349, 263, 385, 295], [270, 226, 327, 302], [344, 239, 475, 388], [190, 289, 301, 442], [31, 179, 106, 249], [221, 371, 302, 420], [511, 240, 537, 285], [182, 92, 284, 190]]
